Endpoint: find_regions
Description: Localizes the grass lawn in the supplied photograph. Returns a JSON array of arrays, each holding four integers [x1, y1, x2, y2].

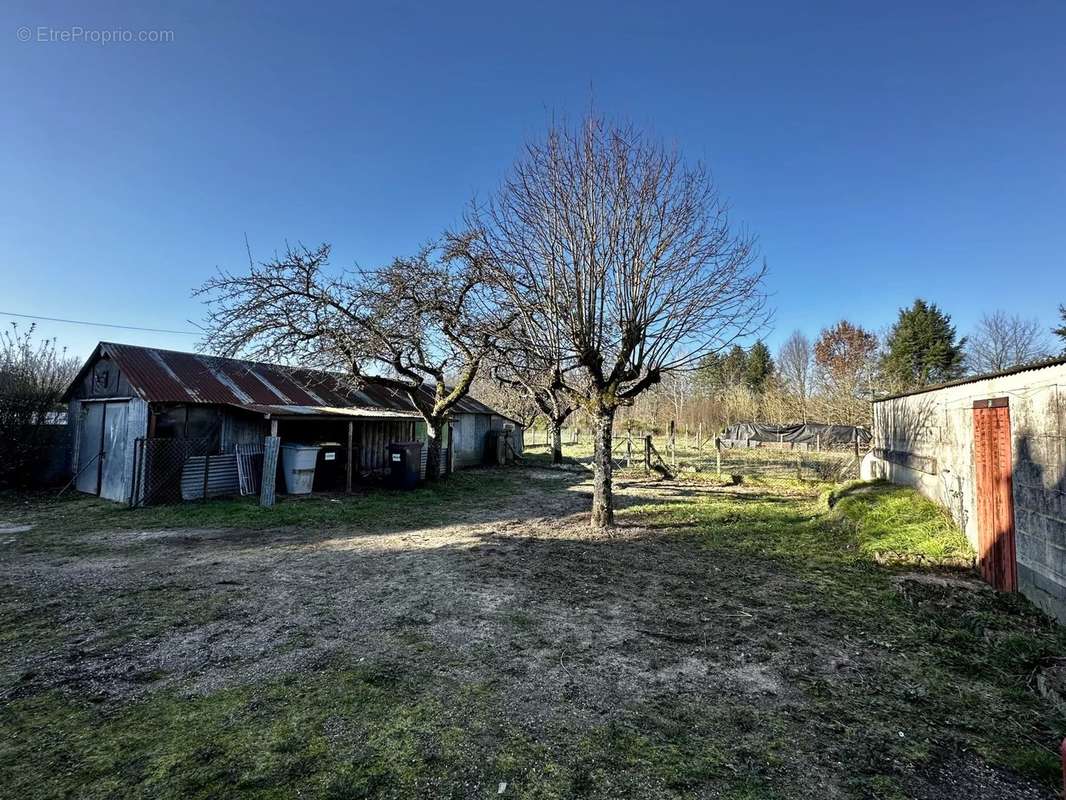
[[1, 460, 1064, 799]]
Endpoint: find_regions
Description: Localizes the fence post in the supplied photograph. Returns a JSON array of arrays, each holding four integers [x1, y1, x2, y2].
[[669, 420, 676, 468], [853, 428, 860, 460], [697, 422, 703, 454], [644, 435, 652, 472], [129, 438, 142, 508], [202, 454, 211, 502], [627, 429, 633, 468], [715, 435, 722, 478]]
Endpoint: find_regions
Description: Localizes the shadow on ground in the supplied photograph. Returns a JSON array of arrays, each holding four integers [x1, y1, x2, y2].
[[0, 468, 1063, 799]]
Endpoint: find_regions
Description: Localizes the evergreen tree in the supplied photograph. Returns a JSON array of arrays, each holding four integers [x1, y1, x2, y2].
[[696, 345, 748, 392], [882, 299, 966, 389], [1054, 304, 1066, 353], [744, 341, 774, 393]]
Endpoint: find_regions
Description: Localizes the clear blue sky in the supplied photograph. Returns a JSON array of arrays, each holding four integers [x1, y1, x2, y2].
[[2, 1, 1064, 362]]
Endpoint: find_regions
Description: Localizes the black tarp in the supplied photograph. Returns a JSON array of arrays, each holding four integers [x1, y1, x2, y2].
[[721, 422, 871, 447]]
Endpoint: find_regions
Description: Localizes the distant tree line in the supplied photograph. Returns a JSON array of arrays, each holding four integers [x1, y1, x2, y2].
[[580, 298, 1066, 434]]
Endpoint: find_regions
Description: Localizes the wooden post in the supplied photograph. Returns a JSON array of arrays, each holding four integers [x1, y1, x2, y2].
[[346, 420, 353, 494], [1059, 738, 1066, 799], [853, 428, 860, 460], [697, 422, 703, 454], [644, 435, 652, 472], [260, 419, 280, 508], [626, 429, 633, 468], [201, 453, 211, 501], [669, 420, 676, 468], [715, 435, 722, 478]]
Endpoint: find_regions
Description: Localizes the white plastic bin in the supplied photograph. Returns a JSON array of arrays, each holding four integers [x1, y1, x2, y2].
[[281, 444, 320, 494]]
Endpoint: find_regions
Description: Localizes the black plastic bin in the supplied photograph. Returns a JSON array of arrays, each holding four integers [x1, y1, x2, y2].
[[387, 441, 423, 489], [313, 442, 346, 491]]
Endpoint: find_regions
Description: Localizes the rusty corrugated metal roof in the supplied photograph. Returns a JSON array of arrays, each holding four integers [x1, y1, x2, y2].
[[68, 342, 512, 420], [230, 403, 422, 420]]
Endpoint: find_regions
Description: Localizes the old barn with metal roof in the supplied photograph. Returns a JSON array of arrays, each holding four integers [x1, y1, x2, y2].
[[63, 342, 523, 504]]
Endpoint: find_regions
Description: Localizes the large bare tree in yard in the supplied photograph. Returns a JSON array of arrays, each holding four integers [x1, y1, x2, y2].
[[462, 115, 767, 528], [198, 242, 501, 479]]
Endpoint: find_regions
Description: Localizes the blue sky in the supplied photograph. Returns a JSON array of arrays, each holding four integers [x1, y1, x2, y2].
[[2, 1, 1064, 362]]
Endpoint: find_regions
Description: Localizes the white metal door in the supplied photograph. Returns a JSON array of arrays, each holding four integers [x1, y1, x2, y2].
[[99, 401, 130, 501], [75, 403, 106, 494]]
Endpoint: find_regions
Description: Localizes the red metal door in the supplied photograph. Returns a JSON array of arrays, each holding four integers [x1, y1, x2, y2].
[[973, 400, 1017, 591]]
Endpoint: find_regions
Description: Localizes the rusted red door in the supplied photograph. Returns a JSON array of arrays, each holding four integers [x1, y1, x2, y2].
[[972, 399, 1017, 591]]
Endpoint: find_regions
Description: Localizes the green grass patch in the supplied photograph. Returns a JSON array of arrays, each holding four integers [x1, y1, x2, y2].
[[828, 480, 974, 565], [0, 469, 541, 554]]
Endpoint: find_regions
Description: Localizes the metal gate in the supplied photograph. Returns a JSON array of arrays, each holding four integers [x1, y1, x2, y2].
[[973, 399, 1017, 591]]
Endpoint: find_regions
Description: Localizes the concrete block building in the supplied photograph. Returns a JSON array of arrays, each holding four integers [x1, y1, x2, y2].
[[866, 357, 1066, 619]]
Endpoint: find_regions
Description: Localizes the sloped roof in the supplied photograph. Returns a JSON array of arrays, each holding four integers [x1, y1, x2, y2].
[[872, 353, 1066, 402], [65, 342, 511, 420]]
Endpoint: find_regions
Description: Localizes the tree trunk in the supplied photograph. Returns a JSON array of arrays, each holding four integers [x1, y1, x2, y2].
[[590, 409, 615, 529], [550, 419, 563, 464], [424, 419, 443, 481]]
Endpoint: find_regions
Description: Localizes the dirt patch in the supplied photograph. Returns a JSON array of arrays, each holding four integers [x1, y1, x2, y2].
[[1, 471, 1061, 799], [911, 753, 1053, 800]]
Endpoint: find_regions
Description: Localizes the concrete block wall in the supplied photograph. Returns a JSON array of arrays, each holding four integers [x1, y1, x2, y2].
[[869, 363, 1066, 620]]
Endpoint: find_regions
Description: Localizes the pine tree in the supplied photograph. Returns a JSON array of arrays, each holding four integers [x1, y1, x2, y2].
[[696, 345, 748, 392], [744, 341, 774, 393], [882, 299, 966, 389], [1054, 304, 1066, 353]]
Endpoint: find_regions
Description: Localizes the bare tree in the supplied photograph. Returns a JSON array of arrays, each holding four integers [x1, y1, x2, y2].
[[486, 336, 574, 464], [966, 310, 1050, 374], [813, 321, 878, 426], [469, 368, 541, 430], [777, 331, 812, 421], [461, 114, 767, 528], [198, 242, 503, 480]]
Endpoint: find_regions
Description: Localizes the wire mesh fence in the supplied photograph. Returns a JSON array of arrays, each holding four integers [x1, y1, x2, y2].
[[525, 427, 865, 484], [130, 437, 218, 507]]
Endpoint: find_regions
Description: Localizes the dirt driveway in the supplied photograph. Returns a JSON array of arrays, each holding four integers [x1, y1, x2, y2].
[[1, 468, 1062, 799]]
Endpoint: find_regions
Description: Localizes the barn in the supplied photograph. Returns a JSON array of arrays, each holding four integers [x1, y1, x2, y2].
[[62, 342, 523, 505], [865, 356, 1066, 620]]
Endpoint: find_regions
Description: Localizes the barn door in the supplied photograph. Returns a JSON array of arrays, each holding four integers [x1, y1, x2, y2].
[[973, 399, 1017, 591], [75, 403, 106, 495], [99, 401, 130, 502]]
